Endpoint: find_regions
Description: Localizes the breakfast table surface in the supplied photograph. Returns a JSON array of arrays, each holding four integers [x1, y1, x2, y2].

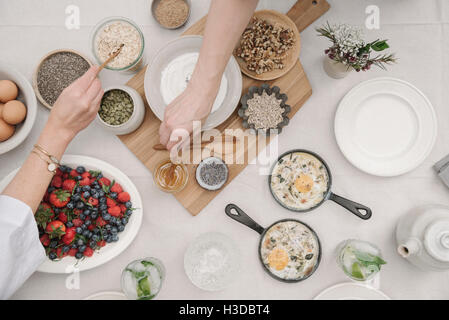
[[1, 0, 449, 300]]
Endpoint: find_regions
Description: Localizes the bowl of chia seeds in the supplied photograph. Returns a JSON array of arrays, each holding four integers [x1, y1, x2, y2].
[[238, 84, 291, 135], [96, 85, 145, 135], [33, 49, 92, 109], [195, 156, 228, 191]]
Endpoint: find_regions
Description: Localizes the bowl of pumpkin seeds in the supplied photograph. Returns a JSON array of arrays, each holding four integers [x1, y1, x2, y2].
[[96, 85, 145, 135]]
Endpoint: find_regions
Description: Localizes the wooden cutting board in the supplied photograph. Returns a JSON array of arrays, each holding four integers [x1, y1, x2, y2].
[[120, 0, 330, 215]]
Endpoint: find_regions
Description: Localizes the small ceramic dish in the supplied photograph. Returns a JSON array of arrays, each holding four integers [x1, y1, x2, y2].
[[95, 85, 145, 136], [0, 62, 37, 155], [195, 156, 228, 191], [33, 49, 92, 110], [238, 84, 290, 135], [150, 0, 191, 29]]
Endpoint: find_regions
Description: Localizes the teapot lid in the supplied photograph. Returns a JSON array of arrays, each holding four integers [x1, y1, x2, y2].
[[424, 219, 449, 262]]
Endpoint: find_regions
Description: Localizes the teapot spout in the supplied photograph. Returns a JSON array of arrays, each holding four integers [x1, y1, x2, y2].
[[398, 238, 421, 258]]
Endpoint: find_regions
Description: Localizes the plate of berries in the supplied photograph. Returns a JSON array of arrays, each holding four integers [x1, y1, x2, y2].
[[0, 155, 143, 273]]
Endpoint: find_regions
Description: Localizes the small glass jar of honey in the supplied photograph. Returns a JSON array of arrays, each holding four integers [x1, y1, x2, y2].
[[153, 159, 189, 193]]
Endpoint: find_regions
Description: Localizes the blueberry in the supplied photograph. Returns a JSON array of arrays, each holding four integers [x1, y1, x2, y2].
[[76, 166, 86, 174], [106, 236, 113, 243], [93, 228, 100, 234], [110, 192, 117, 199], [47, 186, 55, 194], [75, 175, 82, 181], [75, 186, 81, 193], [60, 165, 70, 173], [79, 213, 86, 220], [85, 220, 91, 226], [82, 191, 90, 198], [71, 243, 78, 249], [66, 221, 74, 228], [49, 252, 57, 260], [82, 230, 90, 237], [63, 246, 70, 253], [97, 173, 103, 179], [103, 213, 111, 221], [111, 227, 118, 234], [77, 239, 84, 246], [105, 224, 112, 230], [72, 194, 81, 201], [54, 208, 61, 214], [118, 225, 125, 232], [91, 213, 98, 219], [125, 201, 132, 209], [110, 217, 117, 224], [81, 224, 87, 230], [84, 209, 91, 216], [121, 218, 128, 225], [99, 191, 105, 197], [76, 202, 84, 209], [82, 185, 91, 192], [79, 245, 86, 252], [91, 192, 99, 199], [92, 234, 99, 241], [112, 235, 119, 242], [99, 203, 107, 211], [125, 209, 133, 217], [49, 240, 58, 248], [66, 202, 74, 209], [75, 252, 83, 259], [89, 240, 97, 248]]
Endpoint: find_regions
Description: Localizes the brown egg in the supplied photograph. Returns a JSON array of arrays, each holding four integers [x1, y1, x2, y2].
[[0, 80, 18, 103], [0, 103, 4, 119], [0, 118, 15, 141], [3, 100, 27, 125]]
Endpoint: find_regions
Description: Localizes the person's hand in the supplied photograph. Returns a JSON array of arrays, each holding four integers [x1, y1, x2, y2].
[[159, 73, 220, 151], [46, 66, 104, 142]]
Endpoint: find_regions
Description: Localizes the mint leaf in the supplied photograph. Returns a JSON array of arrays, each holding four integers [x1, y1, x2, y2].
[[371, 40, 389, 51]]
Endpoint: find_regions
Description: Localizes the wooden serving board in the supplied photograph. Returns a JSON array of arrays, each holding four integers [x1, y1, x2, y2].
[[120, 0, 330, 215]]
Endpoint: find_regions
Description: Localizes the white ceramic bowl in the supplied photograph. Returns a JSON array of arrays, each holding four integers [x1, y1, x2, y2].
[[96, 85, 145, 135], [0, 155, 143, 273], [144, 35, 242, 131], [0, 61, 37, 155]]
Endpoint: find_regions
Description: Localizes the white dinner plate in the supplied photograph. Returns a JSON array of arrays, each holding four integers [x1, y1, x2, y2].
[[314, 282, 390, 300], [84, 291, 127, 300], [335, 77, 437, 177], [144, 35, 242, 131], [184, 232, 240, 291], [0, 155, 143, 273]]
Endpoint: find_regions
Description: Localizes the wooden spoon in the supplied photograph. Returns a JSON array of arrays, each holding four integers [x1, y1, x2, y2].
[[96, 44, 124, 75], [153, 135, 237, 151]]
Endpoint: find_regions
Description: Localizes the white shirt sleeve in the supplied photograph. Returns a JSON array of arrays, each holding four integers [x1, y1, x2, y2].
[[0, 195, 46, 299]]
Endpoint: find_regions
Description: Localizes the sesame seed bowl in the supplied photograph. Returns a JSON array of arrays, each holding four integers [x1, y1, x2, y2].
[[238, 84, 291, 135]]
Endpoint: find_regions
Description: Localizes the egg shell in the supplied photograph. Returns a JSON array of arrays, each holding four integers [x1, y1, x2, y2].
[[3, 100, 27, 125], [0, 80, 19, 103], [0, 118, 15, 142], [0, 103, 4, 119]]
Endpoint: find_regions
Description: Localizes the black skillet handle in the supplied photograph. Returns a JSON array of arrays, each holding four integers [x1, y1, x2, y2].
[[225, 204, 265, 235], [329, 193, 372, 220]]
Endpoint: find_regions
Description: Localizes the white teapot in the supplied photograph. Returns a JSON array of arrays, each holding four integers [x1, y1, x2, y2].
[[396, 204, 449, 271]]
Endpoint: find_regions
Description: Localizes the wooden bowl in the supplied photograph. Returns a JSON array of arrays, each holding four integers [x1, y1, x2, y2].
[[233, 10, 301, 81], [33, 49, 92, 110]]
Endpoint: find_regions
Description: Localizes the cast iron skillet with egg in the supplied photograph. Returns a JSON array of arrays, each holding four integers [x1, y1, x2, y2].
[[225, 204, 321, 283], [269, 149, 372, 220]]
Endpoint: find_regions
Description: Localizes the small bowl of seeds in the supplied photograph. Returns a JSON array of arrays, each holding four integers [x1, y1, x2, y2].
[[195, 156, 228, 191], [238, 84, 290, 135], [96, 85, 145, 135], [151, 0, 191, 29]]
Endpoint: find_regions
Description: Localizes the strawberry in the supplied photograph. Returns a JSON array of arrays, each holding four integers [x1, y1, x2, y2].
[[83, 247, 94, 257], [79, 176, 90, 186], [35, 203, 55, 228], [88, 224, 95, 231], [88, 197, 98, 207], [96, 217, 107, 227], [62, 179, 77, 192], [119, 204, 127, 213], [40, 234, 50, 246], [99, 177, 110, 187], [117, 192, 130, 203], [70, 169, 79, 178], [56, 247, 68, 258], [68, 248, 78, 257], [49, 190, 70, 208], [55, 168, 63, 177], [72, 218, 83, 227], [106, 198, 116, 208], [110, 182, 123, 194], [81, 172, 91, 179], [62, 173, 69, 179], [97, 240, 106, 247], [108, 206, 121, 217], [62, 227, 76, 245], [73, 209, 82, 216], [51, 176, 62, 188], [45, 220, 66, 238]]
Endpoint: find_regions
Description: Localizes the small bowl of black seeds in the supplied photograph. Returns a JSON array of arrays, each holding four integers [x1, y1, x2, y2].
[[195, 156, 228, 191], [96, 85, 145, 135], [33, 49, 92, 109]]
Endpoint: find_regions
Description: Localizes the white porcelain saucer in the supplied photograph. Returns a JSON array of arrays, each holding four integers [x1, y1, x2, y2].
[[335, 77, 437, 177], [314, 282, 390, 300]]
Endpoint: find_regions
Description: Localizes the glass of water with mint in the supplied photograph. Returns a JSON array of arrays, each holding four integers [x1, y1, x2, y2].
[[337, 239, 386, 281], [121, 257, 165, 300]]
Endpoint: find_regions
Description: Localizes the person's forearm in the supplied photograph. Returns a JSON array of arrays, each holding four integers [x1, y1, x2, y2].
[[192, 0, 258, 90], [2, 123, 72, 213]]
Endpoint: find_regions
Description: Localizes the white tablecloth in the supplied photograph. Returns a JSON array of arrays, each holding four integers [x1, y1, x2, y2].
[[1, 0, 449, 299]]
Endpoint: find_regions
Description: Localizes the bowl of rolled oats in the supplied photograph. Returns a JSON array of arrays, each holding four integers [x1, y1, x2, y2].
[[238, 84, 290, 135], [234, 10, 300, 81], [91, 17, 145, 73]]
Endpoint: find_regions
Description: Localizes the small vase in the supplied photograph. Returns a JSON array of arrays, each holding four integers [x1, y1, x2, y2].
[[323, 56, 352, 79]]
